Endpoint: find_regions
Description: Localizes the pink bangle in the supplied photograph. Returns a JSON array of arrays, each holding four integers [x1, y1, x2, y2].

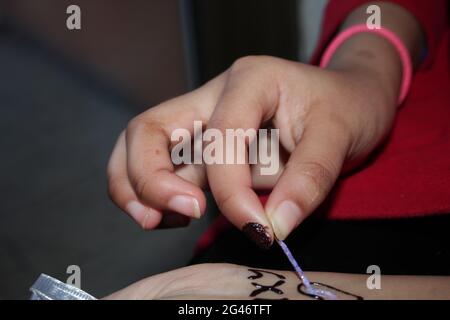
[[320, 24, 413, 105]]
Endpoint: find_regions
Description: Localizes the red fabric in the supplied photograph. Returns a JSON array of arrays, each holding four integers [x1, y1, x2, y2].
[[311, 0, 448, 68], [195, 0, 450, 254], [307, 0, 450, 219], [195, 215, 231, 256]]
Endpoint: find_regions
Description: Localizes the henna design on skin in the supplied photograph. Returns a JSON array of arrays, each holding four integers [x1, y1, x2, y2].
[[247, 268, 364, 300], [248, 269, 286, 280], [247, 269, 287, 299], [250, 280, 285, 297]]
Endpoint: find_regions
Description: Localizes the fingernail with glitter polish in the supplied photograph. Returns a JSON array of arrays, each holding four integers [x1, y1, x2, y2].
[[242, 223, 273, 250], [167, 195, 201, 219], [270, 201, 303, 241]]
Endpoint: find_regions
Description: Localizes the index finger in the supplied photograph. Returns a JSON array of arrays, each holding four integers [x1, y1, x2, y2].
[[206, 57, 281, 249], [125, 74, 226, 218]]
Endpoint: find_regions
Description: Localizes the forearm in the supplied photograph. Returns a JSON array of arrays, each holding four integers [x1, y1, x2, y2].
[[326, 2, 424, 107], [106, 264, 450, 300], [342, 1, 425, 65], [292, 271, 450, 300]]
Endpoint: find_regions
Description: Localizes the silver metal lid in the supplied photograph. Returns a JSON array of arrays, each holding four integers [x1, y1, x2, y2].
[[30, 274, 96, 300]]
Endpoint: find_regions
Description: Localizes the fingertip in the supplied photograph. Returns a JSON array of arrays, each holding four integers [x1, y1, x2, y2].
[[130, 167, 207, 219], [167, 195, 203, 219], [267, 200, 305, 241], [126, 200, 162, 230], [241, 222, 274, 250]]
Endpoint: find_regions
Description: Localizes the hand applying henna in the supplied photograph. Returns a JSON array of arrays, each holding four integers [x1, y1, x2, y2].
[[106, 2, 425, 246]]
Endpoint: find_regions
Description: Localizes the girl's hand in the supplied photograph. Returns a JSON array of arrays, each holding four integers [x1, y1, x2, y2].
[[107, 55, 398, 244]]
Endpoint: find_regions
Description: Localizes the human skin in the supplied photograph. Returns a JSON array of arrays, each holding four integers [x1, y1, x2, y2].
[[106, 2, 424, 245], [105, 264, 450, 300]]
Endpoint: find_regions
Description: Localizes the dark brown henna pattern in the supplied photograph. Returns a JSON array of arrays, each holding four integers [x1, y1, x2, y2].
[[250, 280, 285, 297], [247, 268, 364, 300], [248, 269, 286, 280]]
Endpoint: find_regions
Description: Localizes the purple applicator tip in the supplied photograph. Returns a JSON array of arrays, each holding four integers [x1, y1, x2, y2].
[[277, 240, 337, 300], [277, 240, 312, 287]]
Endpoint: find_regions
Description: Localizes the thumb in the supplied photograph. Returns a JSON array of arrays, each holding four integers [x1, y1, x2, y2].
[[265, 121, 350, 240]]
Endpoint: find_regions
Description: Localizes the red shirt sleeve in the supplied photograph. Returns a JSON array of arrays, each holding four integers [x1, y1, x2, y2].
[[311, 0, 449, 68]]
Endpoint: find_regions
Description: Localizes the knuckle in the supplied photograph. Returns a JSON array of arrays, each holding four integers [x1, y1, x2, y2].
[[214, 189, 239, 211], [230, 55, 275, 75], [291, 160, 336, 200], [127, 115, 165, 137], [207, 114, 235, 132], [305, 161, 335, 187], [231, 56, 260, 71], [126, 115, 143, 133]]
